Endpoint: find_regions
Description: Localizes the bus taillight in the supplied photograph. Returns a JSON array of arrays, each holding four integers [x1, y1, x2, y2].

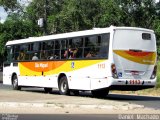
[[111, 64, 118, 78], [150, 65, 157, 79]]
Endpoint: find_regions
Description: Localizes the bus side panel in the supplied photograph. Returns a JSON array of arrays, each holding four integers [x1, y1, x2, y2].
[[67, 60, 112, 90], [18, 75, 59, 88], [3, 66, 12, 85], [90, 61, 112, 90], [17, 60, 109, 90], [3, 63, 19, 85]]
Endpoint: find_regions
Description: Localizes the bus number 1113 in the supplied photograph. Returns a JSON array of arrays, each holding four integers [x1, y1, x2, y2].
[[98, 63, 105, 69]]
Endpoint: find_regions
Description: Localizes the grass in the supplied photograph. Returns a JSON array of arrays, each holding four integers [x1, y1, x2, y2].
[[156, 61, 160, 88]]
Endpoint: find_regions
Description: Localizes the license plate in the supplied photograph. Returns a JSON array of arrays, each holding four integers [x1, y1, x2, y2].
[[129, 80, 141, 85]]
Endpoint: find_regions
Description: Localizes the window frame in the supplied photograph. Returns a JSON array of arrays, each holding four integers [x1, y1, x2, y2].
[[9, 33, 110, 62]]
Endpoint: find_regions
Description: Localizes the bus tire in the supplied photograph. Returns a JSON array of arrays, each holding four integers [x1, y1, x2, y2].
[[91, 88, 109, 98], [44, 88, 52, 93], [12, 75, 21, 90], [59, 76, 70, 95]]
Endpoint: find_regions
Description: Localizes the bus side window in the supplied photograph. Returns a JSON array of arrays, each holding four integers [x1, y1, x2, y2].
[[13, 45, 20, 61], [17, 44, 30, 61], [61, 39, 68, 59], [55, 40, 60, 49], [96, 34, 110, 58], [40, 50, 47, 60], [54, 40, 60, 59], [68, 38, 83, 59], [84, 34, 110, 58], [54, 50, 60, 59], [3, 46, 12, 66], [30, 42, 41, 60], [84, 36, 96, 58], [41, 41, 55, 60], [17, 50, 25, 60]]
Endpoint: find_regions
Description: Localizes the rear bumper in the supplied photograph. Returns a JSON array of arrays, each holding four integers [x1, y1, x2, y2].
[[109, 85, 155, 91], [109, 78, 156, 91]]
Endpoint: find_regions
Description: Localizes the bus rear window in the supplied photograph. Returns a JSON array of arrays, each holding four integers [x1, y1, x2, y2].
[[142, 33, 151, 40]]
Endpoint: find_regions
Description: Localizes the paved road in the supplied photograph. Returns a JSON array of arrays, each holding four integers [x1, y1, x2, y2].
[[0, 83, 160, 119], [0, 83, 160, 110]]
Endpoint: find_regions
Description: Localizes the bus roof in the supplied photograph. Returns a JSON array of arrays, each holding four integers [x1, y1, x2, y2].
[[6, 26, 154, 46]]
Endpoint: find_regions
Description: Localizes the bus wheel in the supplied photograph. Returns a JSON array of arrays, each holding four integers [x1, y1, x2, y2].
[[12, 75, 21, 90], [91, 88, 109, 98], [44, 88, 52, 93], [59, 76, 70, 95]]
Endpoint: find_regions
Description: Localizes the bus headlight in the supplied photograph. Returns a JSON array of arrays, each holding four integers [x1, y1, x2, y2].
[[150, 65, 157, 79]]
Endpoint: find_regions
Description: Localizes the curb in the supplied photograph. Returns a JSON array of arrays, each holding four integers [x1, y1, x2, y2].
[[0, 102, 144, 111]]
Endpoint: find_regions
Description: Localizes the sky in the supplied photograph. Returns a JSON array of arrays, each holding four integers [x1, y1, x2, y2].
[[0, 7, 7, 23], [0, 0, 31, 23], [0, 0, 160, 23]]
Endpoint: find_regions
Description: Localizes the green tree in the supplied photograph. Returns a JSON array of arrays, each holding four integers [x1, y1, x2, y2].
[[118, 0, 157, 28], [0, 13, 40, 54], [24, 0, 65, 34], [0, 0, 24, 14], [98, 0, 123, 27], [0, 0, 160, 56], [0, 0, 18, 11]]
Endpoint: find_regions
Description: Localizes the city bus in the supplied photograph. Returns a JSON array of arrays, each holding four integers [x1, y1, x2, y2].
[[3, 26, 157, 97]]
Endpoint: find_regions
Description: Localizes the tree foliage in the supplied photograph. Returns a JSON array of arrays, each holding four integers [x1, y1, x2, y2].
[[0, 13, 40, 54], [0, 0, 160, 55]]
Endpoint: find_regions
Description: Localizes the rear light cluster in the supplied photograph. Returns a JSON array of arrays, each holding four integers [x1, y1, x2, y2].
[[111, 64, 118, 78], [150, 65, 157, 79]]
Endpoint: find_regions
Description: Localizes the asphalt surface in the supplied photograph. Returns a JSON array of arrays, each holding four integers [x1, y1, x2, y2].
[[0, 83, 160, 120], [0, 83, 160, 110]]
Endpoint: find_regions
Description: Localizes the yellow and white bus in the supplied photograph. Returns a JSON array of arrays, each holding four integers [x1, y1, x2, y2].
[[3, 26, 157, 97]]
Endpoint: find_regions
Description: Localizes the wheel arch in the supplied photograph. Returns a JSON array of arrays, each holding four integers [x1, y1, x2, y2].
[[58, 73, 68, 86], [11, 72, 17, 84]]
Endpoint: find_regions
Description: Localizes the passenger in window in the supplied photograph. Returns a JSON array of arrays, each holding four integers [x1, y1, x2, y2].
[[49, 54, 56, 59], [49, 54, 54, 60], [62, 45, 70, 59], [86, 51, 94, 58], [54, 54, 59, 59], [32, 53, 39, 60], [40, 50, 47, 59], [63, 50, 68, 58], [68, 52, 74, 59], [68, 45, 73, 53], [69, 48, 79, 59], [72, 48, 78, 58], [68, 46, 74, 59], [17, 50, 25, 60]]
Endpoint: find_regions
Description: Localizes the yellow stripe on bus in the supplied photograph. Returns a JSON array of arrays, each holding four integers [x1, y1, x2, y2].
[[113, 50, 156, 65], [19, 60, 105, 76]]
